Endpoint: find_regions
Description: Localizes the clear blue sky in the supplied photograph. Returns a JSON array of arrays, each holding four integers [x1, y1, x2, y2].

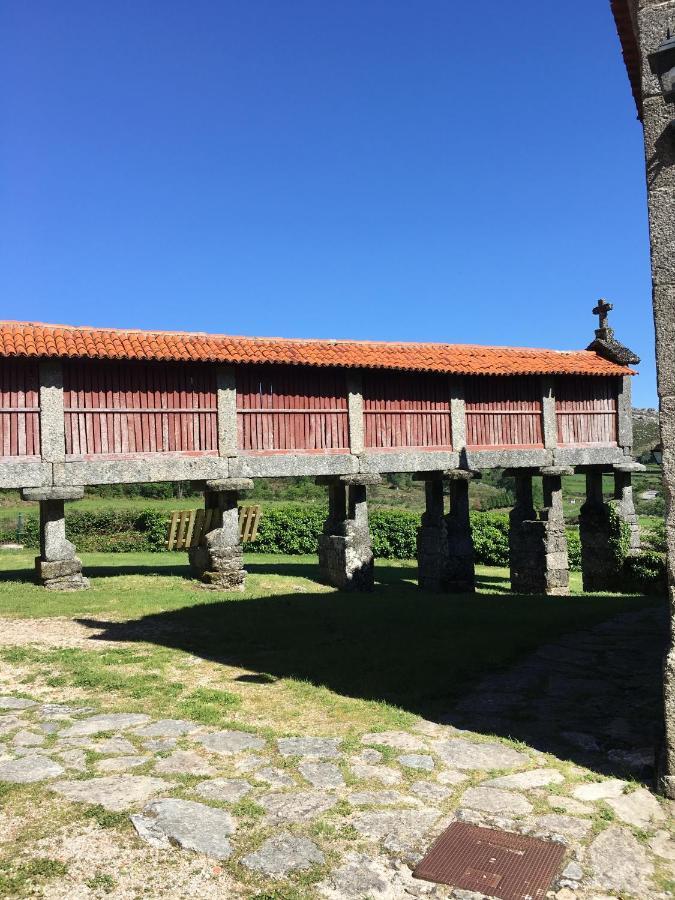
[[0, 1, 658, 405]]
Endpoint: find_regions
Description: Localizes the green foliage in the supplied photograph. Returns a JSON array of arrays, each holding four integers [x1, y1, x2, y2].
[[13, 509, 167, 553], [566, 529, 581, 572], [370, 509, 418, 559], [645, 519, 667, 553], [470, 512, 510, 566], [607, 505, 631, 569], [624, 550, 667, 595], [248, 504, 327, 555]]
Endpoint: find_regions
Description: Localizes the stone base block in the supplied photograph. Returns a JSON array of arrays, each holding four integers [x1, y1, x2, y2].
[[35, 556, 89, 591], [417, 525, 448, 592], [188, 545, 246, 592], [318, 533, 374, 591], [510, 520, 569, 596]]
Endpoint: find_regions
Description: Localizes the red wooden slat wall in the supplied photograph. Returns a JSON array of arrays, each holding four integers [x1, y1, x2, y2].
[[465, 376, 543, 448], [362, 372, 452, 449], [62, 361, 218, 457], [556, 376, 618, 445], [237, 364, 349, 453], [0, 360, 41, 457]]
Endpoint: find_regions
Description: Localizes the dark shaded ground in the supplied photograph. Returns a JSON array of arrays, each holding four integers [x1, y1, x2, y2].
[[61, 559, 668, 784]]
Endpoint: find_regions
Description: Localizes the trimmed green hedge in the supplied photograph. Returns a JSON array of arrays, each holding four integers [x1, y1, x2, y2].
[[12, 510, 167, 554]]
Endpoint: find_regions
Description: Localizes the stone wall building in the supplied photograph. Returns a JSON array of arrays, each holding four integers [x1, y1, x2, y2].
[[610, 0, 675, 796], [0, 318, 642, 595]]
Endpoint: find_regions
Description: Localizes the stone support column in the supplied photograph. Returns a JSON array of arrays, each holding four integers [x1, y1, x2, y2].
[[613, 461, 645, 552], [416, 476, 448, 592], [346, 372, 365, 456], [579, 469, 618, 592], [316, 474, 381, 591], [216, 367, 238, 458], [21, 487, 88, 590], [415, 469, 478, 593], [508, 468, 571, 596], [188, 478, 253, 590]]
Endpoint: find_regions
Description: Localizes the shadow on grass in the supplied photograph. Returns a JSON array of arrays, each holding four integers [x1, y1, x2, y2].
[[71, 560, 667, 784]]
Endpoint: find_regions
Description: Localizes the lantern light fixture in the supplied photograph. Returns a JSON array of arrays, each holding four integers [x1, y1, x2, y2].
[[649, 29, 675, 104]]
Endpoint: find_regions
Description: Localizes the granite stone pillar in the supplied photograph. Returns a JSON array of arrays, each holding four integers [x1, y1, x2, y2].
[[188, 478, 253, 590], [416, 477, 448, 592], [21, 487, 89, 591], [579, 470, 620, 593], [316, 474, 381, 591], [509, 468, 571, 596], [613, 462, 645, 553], [415, 470, 478, 593]]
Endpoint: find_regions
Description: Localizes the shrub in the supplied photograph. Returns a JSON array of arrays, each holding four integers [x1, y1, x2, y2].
[[644, 520, 667, 553], [566, 529, 581, 572], [371, 509, 417, 559], [248, 505, 326, 555], [17, 509, 168, 553], [470, 512, 509, 566], [624, 550, 667, 595]]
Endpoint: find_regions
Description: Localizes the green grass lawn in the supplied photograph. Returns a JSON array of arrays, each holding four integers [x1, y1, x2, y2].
[[0, 549, 661, 734]]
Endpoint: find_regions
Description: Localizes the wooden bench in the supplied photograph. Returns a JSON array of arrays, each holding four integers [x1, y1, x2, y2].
[[166, 505, 261, 551]]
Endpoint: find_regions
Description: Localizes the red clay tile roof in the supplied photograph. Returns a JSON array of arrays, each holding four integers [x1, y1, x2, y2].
[[0, 321, 634, 377], [611, 0, 643, 120]]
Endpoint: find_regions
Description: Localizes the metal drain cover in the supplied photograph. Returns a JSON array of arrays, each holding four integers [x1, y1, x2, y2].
[[413, 822, 565, 900]]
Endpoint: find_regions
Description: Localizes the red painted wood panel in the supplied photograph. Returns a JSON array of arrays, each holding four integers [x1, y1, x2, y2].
[[0, 360, 41, 458], [63, 361, 217, 457], [363, 372, 452, 449], [237, 364, 349, 453], [556, 376, 618, 445], [465, 376, 543, 448]]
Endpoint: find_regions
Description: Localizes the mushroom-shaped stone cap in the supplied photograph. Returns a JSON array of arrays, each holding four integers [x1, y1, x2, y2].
[[205, 479, 254, 492]]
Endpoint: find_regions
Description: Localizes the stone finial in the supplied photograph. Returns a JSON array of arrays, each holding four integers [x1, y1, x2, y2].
[[586, 299, 640, 366]]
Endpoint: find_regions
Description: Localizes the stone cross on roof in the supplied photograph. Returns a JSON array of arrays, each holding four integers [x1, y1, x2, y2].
[[593, 298, 613, 330]]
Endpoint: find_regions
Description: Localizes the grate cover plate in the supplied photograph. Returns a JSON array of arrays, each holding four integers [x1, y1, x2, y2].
[[413, 822, 565, 900]]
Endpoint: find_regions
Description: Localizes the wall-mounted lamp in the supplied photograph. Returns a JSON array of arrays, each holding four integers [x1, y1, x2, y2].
[[649, 30, 675, 104]]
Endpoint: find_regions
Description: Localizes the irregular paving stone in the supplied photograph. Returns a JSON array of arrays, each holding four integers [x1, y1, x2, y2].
[[58, 749, 87, 772], [234, 753, 266, 772], [433, 738, 530, 771], [50, 775, 169, 811], [260, 790, 336, 823], [605, 787, 666, 829], [131, 798, 235, 859], [561, 861, 583, 881], [242, 832, 324, 876], [436, 769, 468, 786], [11, 730, 45, 747], [39, 723, 60, 735], [460, 786, 533, 816], [0, 716, 21, 736], [143, 738, 177, 753], [532, 814, 593, 840], [572, 779, 627, 801], [607, 747, 655, 770], [353, 748, 383, 764], [277, 737, 341, 759], [93, 737, 137, 755], [96, 755, 150, 774], [38, 703, 93, 718], [350, 808, 441, 853], [298, 761, 345, 789], [253, 767, 295, 788], [60, 713, 151, 737], [588, 825, 654, 894], [649, 829, 675, 861], [0, 756, 65, 783], [196, 730, 265, 755], [133, 719, 200, 739], [0, 696, 35, 710], [397, 754, 434, 772], [154, 750, 216, 776], [195, 778, 252, 803], [561, 731, 600, 752], [349, 791, 419, 808], [349, 762, 402, 786], [361, 732, 427, 752], [547, 795, 594, 816], [318, 851, 432, 900], [410, 781, 452, 803], [483, 768, 565, 790]]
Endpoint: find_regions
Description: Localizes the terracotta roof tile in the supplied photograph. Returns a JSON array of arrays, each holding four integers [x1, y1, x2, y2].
[[0, 321, 634, 377]]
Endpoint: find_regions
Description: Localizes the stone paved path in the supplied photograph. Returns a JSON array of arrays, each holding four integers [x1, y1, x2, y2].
[[0, 607, 673, 898]]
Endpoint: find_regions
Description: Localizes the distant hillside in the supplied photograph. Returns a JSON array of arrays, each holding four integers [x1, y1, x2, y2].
[[633, 408, 661, 456]]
